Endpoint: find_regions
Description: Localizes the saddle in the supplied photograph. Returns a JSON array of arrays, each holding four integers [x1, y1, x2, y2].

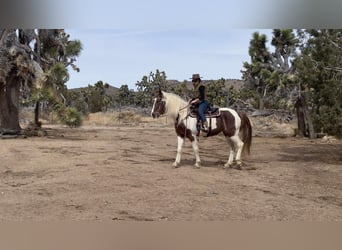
[[189, 105, 220, 119]]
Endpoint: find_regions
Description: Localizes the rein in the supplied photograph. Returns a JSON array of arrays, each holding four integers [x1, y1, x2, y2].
[[179, 103, 190, 111]]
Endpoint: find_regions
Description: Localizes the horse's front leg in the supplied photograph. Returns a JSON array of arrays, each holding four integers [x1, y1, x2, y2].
[[224, 137, 235, 168], [191, 135, 201, 168], [173, 136, 184, 168]]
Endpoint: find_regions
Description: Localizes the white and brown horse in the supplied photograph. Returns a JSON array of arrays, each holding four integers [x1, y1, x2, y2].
[[151, 90, 252, 169]]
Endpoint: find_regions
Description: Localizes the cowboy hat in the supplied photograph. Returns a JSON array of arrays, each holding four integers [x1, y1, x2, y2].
[[190, 73, 202, 81]]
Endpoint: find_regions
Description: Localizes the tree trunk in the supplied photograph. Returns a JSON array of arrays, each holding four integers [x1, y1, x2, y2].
[[0, 71, 21, 134], [34, 101, 42, 127], [295, 95, 315, 139], [258, 95, 265, 110]]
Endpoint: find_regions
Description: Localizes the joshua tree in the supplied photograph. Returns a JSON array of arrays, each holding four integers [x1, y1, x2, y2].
[[0, 29, 82, 134]]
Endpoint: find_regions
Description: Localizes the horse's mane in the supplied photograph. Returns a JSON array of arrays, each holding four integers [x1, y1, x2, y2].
[[162, 91, 188, 122]]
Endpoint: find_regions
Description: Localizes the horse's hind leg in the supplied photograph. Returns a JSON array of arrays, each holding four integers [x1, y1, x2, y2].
[[224, 137, 235, 168], [231, 135, 244, 168], [173, 136, 184, 168]]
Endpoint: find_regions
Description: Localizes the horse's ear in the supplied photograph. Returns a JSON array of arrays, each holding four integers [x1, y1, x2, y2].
[[157, 89, 163, 98]]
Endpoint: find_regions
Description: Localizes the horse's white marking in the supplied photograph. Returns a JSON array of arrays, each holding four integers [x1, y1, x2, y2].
[[207, 117, 218, 130], [220, 108, 244, 166], [151, 97, 157, 117]]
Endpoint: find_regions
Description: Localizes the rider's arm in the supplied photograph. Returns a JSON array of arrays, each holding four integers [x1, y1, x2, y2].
[[189, 98, 199, 104]]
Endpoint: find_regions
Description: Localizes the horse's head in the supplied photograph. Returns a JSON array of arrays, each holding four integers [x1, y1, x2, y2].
[[151, 90, 166, 118]]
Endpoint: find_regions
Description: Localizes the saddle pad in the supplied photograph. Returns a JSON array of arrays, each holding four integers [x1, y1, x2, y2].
[[189, 108, 220, 118]]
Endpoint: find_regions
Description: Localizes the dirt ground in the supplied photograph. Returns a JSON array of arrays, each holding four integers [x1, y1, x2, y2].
[[0, 121, 341, 221]]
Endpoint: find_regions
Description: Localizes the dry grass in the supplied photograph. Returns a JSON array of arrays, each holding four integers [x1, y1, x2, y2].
[[82, 110, 168, 126], [20, 108, 296, 136], [20, 108, 169, 127], [250, 116, 297, 137]]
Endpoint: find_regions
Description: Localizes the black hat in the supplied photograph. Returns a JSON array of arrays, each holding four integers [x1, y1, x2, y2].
[[190, 73, 202, 81]]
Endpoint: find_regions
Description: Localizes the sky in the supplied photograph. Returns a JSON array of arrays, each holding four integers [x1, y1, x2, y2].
[[66, 28, 273, 90], [60, 0, 282, 90], [56, 0, 342, 90], [2, 0, 341, 90]]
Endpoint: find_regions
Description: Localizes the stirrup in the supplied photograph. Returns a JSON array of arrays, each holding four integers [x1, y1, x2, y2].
[[201, 126, 209, 132]]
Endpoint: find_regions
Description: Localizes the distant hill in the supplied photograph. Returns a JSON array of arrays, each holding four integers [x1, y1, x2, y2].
[[69, 84, 119, 95], [68, 79, 246, 99], [105, 85, 119, 96], [166, 79, 246, 91], [223, 79, 246, 90]]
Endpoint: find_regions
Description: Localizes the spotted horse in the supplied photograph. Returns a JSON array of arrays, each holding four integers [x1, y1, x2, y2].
[[151, 90, 252, 169]]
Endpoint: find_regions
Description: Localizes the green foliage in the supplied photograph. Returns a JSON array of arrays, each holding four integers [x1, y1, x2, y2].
[[30, 86, 83, 127], [312, 104, 342, 138], [170, 80, 191, 100], [294, 29, 342, 137], [48, 62, 69, 84], [135, 69, 168, 108], [206, 78, 227, 106], [31, 88, 52, 103], [53, 103, 82, 128], [66, 80, 114, 114], [242, 29, 298, 109], [66, 39, 83, 58], [66, 91, 87, 114], [116, 84, 135, 106], [242, 32, 272, 108]]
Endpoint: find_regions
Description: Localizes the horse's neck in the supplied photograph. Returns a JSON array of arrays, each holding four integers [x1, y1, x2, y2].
[[165, 93, 188, 122]]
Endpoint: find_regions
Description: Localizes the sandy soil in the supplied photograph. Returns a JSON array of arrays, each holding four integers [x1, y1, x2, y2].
[[0, 123, 341, 221]]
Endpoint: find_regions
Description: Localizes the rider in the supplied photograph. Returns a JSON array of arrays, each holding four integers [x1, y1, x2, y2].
[[189, 73, 209, 132]]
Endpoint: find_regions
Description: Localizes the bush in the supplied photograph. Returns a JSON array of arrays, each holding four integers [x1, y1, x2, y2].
[[312, 105, 342, 138], [112, 111, 141, 124], [54, 104, 83, 128], [63, 107, 83, 128]]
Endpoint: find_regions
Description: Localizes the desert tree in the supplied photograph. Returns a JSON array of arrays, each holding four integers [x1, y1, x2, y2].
[[0, 29, 46, 134], [34, 29, 82, 126], [170, 80, 191, 100], [241, 32, 272, 109], [242, 30, 299, 109], [206, 78, 228, 107], [135, 69, 168, 108], [294, 29, 342, 138], [0, 29, 82, 133], [116, 84, 135, 107], [78, 81, 112, 113]]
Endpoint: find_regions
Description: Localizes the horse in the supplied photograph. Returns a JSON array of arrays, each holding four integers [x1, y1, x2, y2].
[[151, 90, 252, 169]]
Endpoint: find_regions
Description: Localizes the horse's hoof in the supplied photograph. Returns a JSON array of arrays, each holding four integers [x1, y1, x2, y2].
[[172, 162, 180, 168], [235, 161, 243, 170], [234, 165, 242, 170], [232, 163, 242, 170], [223, 163, 232, 169], [194, 162, 201, 168]]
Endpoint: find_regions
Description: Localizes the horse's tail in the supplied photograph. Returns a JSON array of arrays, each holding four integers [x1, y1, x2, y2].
[[240, 112, 252, 155]]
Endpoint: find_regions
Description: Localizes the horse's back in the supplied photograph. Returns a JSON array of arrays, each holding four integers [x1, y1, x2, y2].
[[219, 108, 241, 124], [219, 107, 239, 115]]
